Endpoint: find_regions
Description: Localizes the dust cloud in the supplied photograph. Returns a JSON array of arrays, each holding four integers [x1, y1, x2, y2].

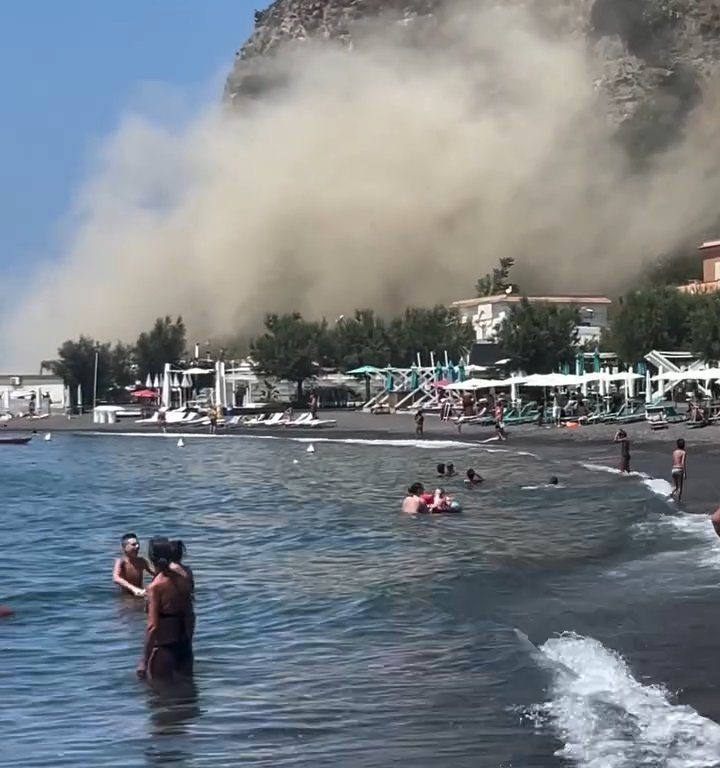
[[5, 2, 720, 367]]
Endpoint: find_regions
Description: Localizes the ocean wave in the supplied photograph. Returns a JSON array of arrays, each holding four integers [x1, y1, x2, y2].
[[580, 463, 674, 500], [535, 632, 720, 767]]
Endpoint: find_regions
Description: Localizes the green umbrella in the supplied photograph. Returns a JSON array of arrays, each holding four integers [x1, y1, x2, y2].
[[385, 369, 394, 392], [593, 348, 601, 373], [410, 365, 420, 390], [457, 360, 466, 382], [575, 350, 584, 376], [347, 365, 380, 375]]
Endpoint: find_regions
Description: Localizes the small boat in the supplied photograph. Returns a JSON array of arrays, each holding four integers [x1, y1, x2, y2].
[[0, 436, 32, 445]]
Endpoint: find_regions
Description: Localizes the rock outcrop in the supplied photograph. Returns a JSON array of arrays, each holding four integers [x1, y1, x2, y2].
[[226, 0, 720, 156]]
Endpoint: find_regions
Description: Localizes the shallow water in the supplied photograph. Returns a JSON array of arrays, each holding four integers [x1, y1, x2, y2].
[[2, 434, 720, 767]]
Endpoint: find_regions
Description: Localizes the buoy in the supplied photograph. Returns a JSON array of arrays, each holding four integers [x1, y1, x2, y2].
[[306, 444, 315, 453], [293, 459, 299, 464], [44, 433, 52, 441], [177, 438, 185, 448]]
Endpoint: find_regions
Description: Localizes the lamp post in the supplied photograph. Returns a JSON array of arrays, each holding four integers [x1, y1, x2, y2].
[[92, 343, 100, 412]]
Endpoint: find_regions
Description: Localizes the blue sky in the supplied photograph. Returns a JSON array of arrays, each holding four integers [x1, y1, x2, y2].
[[0, 0, 264, 281]]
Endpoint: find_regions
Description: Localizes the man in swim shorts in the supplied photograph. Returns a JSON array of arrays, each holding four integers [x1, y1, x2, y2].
[[402, 483, 428, 514], [113, 532, 153, 597], [670, 438, 687, 501], [614, 429, 631, 473]]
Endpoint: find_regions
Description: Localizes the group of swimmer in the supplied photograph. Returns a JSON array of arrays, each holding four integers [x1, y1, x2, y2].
[[113, 532, 195, 682]]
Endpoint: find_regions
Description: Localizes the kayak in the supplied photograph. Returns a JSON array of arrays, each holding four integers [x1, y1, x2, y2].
[[0, 437, 31, 445]]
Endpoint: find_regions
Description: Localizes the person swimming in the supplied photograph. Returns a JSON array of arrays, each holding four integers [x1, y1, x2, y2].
[[137, 537, 195, 682], [549, 476, 559, 486], [464, 469, 483, 486], [436, 463, 446, 477], [113, 532, 153, 598], [402, 483, 429, 514], [430, 488, 452, 512], [446, 462, 457, 477]]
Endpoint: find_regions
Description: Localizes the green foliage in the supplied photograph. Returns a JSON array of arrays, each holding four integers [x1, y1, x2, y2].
[[495, 298, 579, 374], [250, 313, 330, 400], [388, 306, 474, 366], [476, 257, 516, 297], [689, 294, 720, 363], [46, 336, 129, 407], [331, 310, 393, 370], [610, 288, 692, 362], [135, 316, 186, 376]]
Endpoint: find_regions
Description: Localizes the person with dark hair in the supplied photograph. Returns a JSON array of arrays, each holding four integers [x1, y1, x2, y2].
[[436, 463, 446, 477], [137, 537, 195, 682], [614, 429, 631, 474], [464, 469, 483, 487], [402, 483, 428, 514], [671, 438, 688, 501], [446, 462, 457, 477], [113, 533, 153, 598], [549, 476, 559, 486], [169, 539, 194, 595]]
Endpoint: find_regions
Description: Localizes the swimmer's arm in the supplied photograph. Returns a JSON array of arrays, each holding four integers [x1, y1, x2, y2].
[[140, 557, 155, 577], [113, 558, 145, 597]]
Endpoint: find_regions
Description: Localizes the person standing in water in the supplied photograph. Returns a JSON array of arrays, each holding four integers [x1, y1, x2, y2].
[[169, 539, 195, 596], [137, 537, 195, 682], [414, 408, 424, 438], [670, 438, 688, 501], [402, 483, 428, 514], [113, 533, 153, 598], [614, 429, 631, 474]]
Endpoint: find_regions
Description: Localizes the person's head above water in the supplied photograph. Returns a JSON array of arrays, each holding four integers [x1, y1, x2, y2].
[[677, 438, 686, 450], [466, 469, 476, 480], [408, 482, 424, 496], [447, 462, 455, 475], [148, 537, 173, 572], [549, 476, 559, 486], [169, 539, 186, 564], [436, 463, 446, 476], [121, 532, 140, 557]]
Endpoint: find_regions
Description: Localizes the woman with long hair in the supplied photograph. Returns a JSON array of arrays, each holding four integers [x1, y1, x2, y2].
[[137, 537, 195, 682]]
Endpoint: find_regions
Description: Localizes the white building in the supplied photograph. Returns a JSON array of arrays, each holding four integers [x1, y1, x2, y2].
[[0, 373, 66, 413], [451, 294, 612, 346]]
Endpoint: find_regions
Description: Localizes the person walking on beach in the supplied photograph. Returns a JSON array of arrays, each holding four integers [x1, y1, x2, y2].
[[614, 429, 631, 474], [415, 408, 424, 437], [670, 438, 688, 501], [137, 538, 194, 682], [113, 533, 153, 598]]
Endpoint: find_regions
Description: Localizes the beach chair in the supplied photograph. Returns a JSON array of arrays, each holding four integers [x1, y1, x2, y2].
[[285, 413, 314, 428], [305, 417, 337, 429], [613, 403, 647, 424], [503, 403, 540, 425]]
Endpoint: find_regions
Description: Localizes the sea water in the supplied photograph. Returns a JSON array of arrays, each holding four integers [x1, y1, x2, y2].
[[2, 434, 720, 767]]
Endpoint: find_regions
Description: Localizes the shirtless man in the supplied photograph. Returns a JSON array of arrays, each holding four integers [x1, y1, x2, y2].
[[670, 438, 688, 501], [113, 532, 153, 597], [614, 429, 631, 474], [402, 483, 428, 514]]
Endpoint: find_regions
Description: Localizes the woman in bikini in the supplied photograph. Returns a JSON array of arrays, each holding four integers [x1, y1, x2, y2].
[[137, 537, 195, 682]]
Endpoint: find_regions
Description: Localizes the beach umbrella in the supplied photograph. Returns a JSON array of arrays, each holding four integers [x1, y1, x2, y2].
[[384, 369, 394, 392], [153, 374, 160, 389], [457, 360, 466, 382], [593, 349, 601, 373], [145, 373, 152, 388], [575, 350, 584, 376], [346, 365, 380, 375], [181, 374, 192, 388], [410, 364, 420, 390], [132, 389, 157, 399], [172, 374, 181, 388]]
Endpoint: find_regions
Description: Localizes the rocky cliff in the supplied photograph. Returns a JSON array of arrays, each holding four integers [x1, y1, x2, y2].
[[227, 0, 720, 157]]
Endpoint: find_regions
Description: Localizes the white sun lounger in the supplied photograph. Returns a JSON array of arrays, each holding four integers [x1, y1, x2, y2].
[[305, 418, 337, 429], [284, 413, 313, 427], [246, 412, 285, 427]]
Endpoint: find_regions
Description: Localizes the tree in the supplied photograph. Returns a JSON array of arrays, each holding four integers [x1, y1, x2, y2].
[[328, 309, 393, 370], [610, 288, 692, 363], [689, 293, 720, 363], [476, 257, 516, 297], [250, 313, 329, 401], [46, 337, 114, 408], [495, 298, 579, 373], [135, 316, 186, 377], [389, 306, 475, 367]]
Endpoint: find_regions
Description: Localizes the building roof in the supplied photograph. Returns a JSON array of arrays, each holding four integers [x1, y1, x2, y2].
[[0, 374, 63, 385], [699, 240, 720, 250], [452, 294, 612, 308]]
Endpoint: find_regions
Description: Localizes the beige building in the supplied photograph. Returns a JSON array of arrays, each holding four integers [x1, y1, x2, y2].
[[678, 240, 720, 294]]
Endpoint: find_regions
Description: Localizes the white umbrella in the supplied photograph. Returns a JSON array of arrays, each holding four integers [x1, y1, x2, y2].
[[153, 374, 160, 388], [172, 374, 181, 388], [181, 374, 192, 388], [145, 373, 152, 388], [446, 379, 508, 391]]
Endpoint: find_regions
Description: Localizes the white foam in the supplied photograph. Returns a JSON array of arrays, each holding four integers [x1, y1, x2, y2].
[[580, 463, 674, 501], [537, 633, 720, 768]]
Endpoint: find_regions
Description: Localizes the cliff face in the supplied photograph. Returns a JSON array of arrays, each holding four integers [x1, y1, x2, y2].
[[226, 0, 720, 155]]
